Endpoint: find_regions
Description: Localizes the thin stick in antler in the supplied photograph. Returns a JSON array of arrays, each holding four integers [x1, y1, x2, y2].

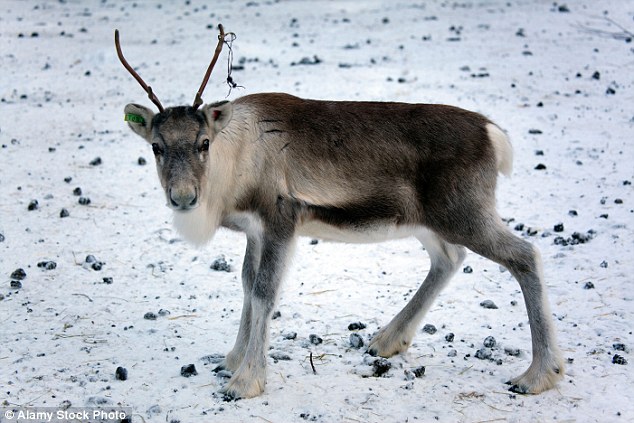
[[114, 29, 165, 113], [192, 24, 226, 110]]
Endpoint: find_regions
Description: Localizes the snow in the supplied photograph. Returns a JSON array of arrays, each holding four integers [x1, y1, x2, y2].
[[1, 0, 633, 422]]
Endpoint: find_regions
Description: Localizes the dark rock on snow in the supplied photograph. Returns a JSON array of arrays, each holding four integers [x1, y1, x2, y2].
[[180, 364, 198, 377]]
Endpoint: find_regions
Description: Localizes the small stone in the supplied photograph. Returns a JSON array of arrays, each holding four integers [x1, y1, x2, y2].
[[612, 354, 627, 365], [89, 157, 102, 166], [309, 239, 319, 245], [568, 210, 578, 216], [283, 332, 297, 340], [422, 324, 437, 334], [73, 187, 82, 196], [483, 336, 496, 348], [144, 312, 157, 320], [102, 277, 113, 284], [445, 333, 455, 342], [28, 200, 39, 211], [180, 364, 198, 377], [349, 333, 364, 349], [115, 366, 128, 381], [463, 266, 473, 274], [37, 261, 57, 270], [64, 177, 73, 183], [348, 321, 367, 331], [78, 196, 91, 205], [447, 349, 457, 357], [613, 343, 627, 352], [372, 358, 391, 377], [558, 4, 570, 12], [0, 233, 4, 242], [272, 310, 281, 320], [270, 351, 291, 361], [412, 366, 425, 378], [504, 346, 521, 356], [210, 256, 231, 272], [614, 198, 623, 204], [554, 223, 564, 232], [10, 280, 23, 289], [583, 281, 595, 290], [11, 268, 27, 280], [592, 71, 600, 80], [480, 299, 498, 309], [84, 255, 104, 271], [475, 348, 492, 360], [138, 157, 147, 165], [157, 309, 171, 316], [534, 163, 547, 170], [600, 261, 608, 268], [60, 208, 70, 218], [528, 129, 543, 134], [309, 334, 323, 345]]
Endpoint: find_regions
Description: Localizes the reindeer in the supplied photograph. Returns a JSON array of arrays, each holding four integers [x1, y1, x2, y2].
[[116, 25, 564, 399]]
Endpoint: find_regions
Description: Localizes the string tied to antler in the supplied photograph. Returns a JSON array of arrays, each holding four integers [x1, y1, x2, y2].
[[193, 24, 236, 110]]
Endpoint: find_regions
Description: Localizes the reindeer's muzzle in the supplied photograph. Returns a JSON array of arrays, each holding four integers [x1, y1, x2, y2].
[[169, 187, 198, 210]]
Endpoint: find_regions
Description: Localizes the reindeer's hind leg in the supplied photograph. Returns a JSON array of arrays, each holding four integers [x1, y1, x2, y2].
[[368, 229, 466, 357], [441, 216, 564, 393]]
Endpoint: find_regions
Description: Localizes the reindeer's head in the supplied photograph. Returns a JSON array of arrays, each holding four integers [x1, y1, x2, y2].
[[116, 26, 232, 211]]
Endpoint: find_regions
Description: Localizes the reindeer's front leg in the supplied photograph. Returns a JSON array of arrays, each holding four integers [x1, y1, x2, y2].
[[217, 234, 262, 372], [222, 223, 295, 399]]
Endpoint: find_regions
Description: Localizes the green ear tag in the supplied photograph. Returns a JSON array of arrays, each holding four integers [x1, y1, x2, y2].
[[124, 113, 145, 124]]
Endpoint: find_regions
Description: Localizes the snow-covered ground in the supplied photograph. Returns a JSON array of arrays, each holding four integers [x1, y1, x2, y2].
[[1, 1, 633, 422]]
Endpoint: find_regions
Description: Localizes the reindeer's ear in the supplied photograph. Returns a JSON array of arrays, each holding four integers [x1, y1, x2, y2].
[[124, 103, 155, 141], [202, 101, 233, 133]]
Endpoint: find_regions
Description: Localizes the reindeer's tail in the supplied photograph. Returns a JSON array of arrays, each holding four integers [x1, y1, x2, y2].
[[486, 123, 513, 177]]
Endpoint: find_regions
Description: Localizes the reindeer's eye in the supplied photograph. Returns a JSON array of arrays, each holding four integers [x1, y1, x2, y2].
[[200, 139, 210, 152], [152, 143, 163, 156]]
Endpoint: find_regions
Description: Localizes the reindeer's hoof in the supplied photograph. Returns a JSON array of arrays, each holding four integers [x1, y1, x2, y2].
[[506, 360, 564, 394], [506, 382, 530, 395], [221, 369, 266, 399], [221, 391, 241, 402], [367, 327, 410, 358]]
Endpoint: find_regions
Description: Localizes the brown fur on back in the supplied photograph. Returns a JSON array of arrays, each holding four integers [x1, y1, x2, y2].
[[230, 93, 496, 231]]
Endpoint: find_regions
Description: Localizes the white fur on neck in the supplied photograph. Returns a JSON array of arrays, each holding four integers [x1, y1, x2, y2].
[[171, 104, 253, 246], [172, 202, 222, 246]]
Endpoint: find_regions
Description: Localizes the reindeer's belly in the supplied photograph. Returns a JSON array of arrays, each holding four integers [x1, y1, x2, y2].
[[297, 220, 417, 244]]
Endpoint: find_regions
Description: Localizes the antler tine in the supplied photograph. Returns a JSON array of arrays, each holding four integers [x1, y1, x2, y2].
[[115, 29, 165, 113], [192, 24, 226, 110]]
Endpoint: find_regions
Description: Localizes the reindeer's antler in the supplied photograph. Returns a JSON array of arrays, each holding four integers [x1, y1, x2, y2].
[[115, 29, 165, 113], [192, 24, 226, 110]]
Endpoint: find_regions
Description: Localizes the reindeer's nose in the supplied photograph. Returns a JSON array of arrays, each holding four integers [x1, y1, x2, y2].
[[169, 187, 198, 210]]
